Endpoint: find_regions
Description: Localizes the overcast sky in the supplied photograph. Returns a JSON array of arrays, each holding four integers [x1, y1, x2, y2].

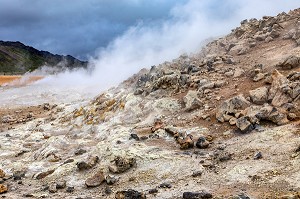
[[0, 0, 299, 60], [0, 0, 187, 59]]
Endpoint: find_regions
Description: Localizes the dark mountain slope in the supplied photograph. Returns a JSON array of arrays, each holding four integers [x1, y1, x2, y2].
[[0, 41, 88, 74]]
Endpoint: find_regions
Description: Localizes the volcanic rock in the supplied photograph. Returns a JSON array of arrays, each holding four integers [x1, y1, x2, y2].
[[66, 186, 74, 193], [216, 94, 250, 122], [56, 180, 66, 189], [195, 137, 210, 149], [49, 182, 57, 193], [159, 182, 172, 188], [183, 90, 203, 111], [0, 184, 8, 194], [177, 134, 194, 149], [277, 56, 300, 70], [249, 86, 268, 105], [77, 156, 99, 171], [115, 189, 146, 199], [35, 169, 55, 180], [254, 152, 263, 160], [183, 191, 213, 199], [109, 156, 136, 173], [85, 171, 105, 187], [236, 116, 254, 133], [0, 169, 5, 178], [268, 70, 292, 107], [106, 175, 118, 185]]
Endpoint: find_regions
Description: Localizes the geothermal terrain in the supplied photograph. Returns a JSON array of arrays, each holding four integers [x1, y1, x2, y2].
[[0, 9, 300, 199]]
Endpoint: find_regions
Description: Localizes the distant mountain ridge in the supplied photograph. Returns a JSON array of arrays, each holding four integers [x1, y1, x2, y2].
[[0, 41, 88, 74]]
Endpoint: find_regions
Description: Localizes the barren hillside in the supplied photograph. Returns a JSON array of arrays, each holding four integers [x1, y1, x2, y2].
[[0, 8, 300, 199]]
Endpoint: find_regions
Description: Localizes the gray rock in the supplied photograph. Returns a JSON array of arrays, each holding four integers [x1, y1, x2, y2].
[[249, 86, 269, 105], [216, 94, 250, 122], [66, 186, 74, 193], [56, 180, 66, 189], [195, 137, 210, 149], [183, 90, 203, 111], [159, 182, 172, 188], [236, 116, 254, 133], [49, 183, 57, 193], [277, 56, 300, 70], [183, 191, 213, 199], [74, 149, 87, 156], [254, 152, 263, 160], [77, 156, 99, 171]]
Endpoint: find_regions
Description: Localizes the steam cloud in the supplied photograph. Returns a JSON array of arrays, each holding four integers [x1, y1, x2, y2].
[[31, 0, 300, 96]]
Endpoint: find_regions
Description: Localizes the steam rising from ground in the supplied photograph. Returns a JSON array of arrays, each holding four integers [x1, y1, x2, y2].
[[1, 0, 299, 106]]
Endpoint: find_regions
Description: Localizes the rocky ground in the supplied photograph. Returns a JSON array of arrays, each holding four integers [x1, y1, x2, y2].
[[0, 8, 300, 199]]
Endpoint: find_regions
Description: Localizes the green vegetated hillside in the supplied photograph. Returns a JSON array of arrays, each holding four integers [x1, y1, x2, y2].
[[0, 41, 88, 74]]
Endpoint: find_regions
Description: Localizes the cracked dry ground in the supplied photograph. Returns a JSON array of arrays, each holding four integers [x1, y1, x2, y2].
[[1, 8, 300, 199]]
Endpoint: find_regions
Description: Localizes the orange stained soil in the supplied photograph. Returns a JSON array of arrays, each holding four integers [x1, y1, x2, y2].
[[0, 75, 43, 86]]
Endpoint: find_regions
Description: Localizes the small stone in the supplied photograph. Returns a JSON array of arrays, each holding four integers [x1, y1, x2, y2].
[[183, 191, 213, 199], [0, 169, 5, 178], [56, 180, 66, 189], [49, 183, 57, 193], [177, 135, 194, 150], [254, 152, 263, 160], [77, 156, 99, 171], [219, 153, 232, 162], [196, 137, 210, 149], [278, 193, 300, 199], [149, 188, 158, 194], [35, 169, 55, 180], [63, 159, 74, 164], [74, 149, 87, 156], [236, 193, 250, 199], [105, 186, 112, 195], [85, 171, 105, 187], [23, 193, 34, 197], [0, 184, 7, 194], [253, 73, 266, 82], [106, 175, 117, 185], [192, 170, 203, 177], [116, 140, 122, 144], [115, 189, 146, 199], [159, 182, 172, 189], [288, 113, 298, 121], [66, 186, 74, 193], [265, 36, 273, 42], [236, 116, 254, 133], [140, 136, 148, 140], [295, 146, 300, 153], [225, 71, 234, 77], [109, 156, 136, 174], [41, 185, 49, 191], [13, 171, 26, 181], [130, 134, 140, 141], [229, 117, 237, 125]]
